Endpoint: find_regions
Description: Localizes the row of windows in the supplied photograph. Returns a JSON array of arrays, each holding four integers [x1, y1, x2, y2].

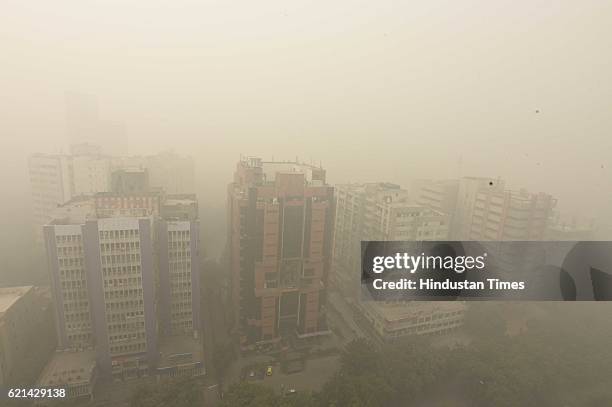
[[64, 311, 91, 322], [171, 320, 193, 330], [168, 231, 190, 241], [108, 321, 145, 333], [56, 235, 82, 243], [68, 333, 91, 344], [63, 301, 89, 311], [105, 299, 144, 310], [62, 292, 88, 301], [101, 253, 141, 264], [103, 265, 141, 276], [100, 242, 140, 252], [110, 342, 146, 355], [66, 322, 91, 331], [168, 252, 190, 260], [170, 282, 192, 290], [106, 310, 144, 322], [57, 246, 83, 256], [109, 332, 145, 343], [103, 277, 142, 288], [103, 289, 143, 299], [168, 241, 190, 249], [99, 229, 140, 240], [61, 280, 87, 290], [59, 258, 84, 267], [170, 271, 191, 280], [171, 302, 192, 311]]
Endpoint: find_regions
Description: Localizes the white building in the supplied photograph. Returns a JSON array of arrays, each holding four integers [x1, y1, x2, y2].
[[28, 154, 73, 238], [333, 183, 449, 296], [37, 349, 97, 401], [29, 149, 194, 246], [72, 155, 111, 196]]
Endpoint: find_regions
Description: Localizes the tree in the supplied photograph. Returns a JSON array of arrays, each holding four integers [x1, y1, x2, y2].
[[213, 341, 236, 386], [129, 377, 203, 407], [220, 382, 278, 407]]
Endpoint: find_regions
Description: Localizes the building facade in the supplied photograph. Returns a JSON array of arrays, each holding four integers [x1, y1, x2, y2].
[[227, 157, 335, 347], [359, 301, 466, 343], [28, 154, 74, 241], [468, 189, 556, 241], [333, 183, 449, 297], [43, 193, 202, 380]]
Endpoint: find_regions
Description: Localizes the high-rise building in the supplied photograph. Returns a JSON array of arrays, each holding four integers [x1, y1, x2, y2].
[[333, 183, 449, 297], [157, 196, 201, 336], [464, 188, 557, 275], [468, 188, 556, 241], [227, 157, 335, 347], [452, 177, 504, 239], [44, 211, 157, 378], [28, 154, 74, 239], [43, 192, 203, 380], [414, 179, 459, 216], [145, 151, 196, 194]]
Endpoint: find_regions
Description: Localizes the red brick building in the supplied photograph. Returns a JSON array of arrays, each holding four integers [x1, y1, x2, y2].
[[227, 157, 334, 347]]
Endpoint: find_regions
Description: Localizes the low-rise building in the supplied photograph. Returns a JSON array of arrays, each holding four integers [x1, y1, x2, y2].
[[37, 349, 97, 400], [0, 286, 56, 387], [156, 335, 205, 380], [359, 301, 466, 343]]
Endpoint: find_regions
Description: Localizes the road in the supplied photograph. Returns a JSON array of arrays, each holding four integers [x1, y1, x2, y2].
[[240, 355, 340, 394]]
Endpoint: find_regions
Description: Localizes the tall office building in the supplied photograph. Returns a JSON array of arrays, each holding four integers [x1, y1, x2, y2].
[[468, 188, 556, 241], [333, 183, 449, 296], [44, 192, 203, 380], [28, 154, 74, 239], [44, 206, 157, 378], [452, 177, 504, 239], [157, 196, 201, 336], [145, 151, 196, 194], [227, 157, 335, 347], [414, 179, 459, 216], [464, 187, 557, 275]]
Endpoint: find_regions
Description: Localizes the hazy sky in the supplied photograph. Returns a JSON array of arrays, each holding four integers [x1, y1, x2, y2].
[[1, 0, 611, 259]]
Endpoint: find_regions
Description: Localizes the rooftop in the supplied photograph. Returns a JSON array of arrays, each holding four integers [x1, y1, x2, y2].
[[239, 156, 327, 185], [362, 300, 466, 322], [158, 334, 204, 369], [38, 349, 96, 387], [0, 286, 33, 316], [49, 197, 96, 225]]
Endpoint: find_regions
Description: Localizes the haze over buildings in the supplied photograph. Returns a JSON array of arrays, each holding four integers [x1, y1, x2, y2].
[[0, 1, 611, 405]]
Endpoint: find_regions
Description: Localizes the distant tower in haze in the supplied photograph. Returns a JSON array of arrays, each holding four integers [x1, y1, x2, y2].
[[65, 92, 128, 156]]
